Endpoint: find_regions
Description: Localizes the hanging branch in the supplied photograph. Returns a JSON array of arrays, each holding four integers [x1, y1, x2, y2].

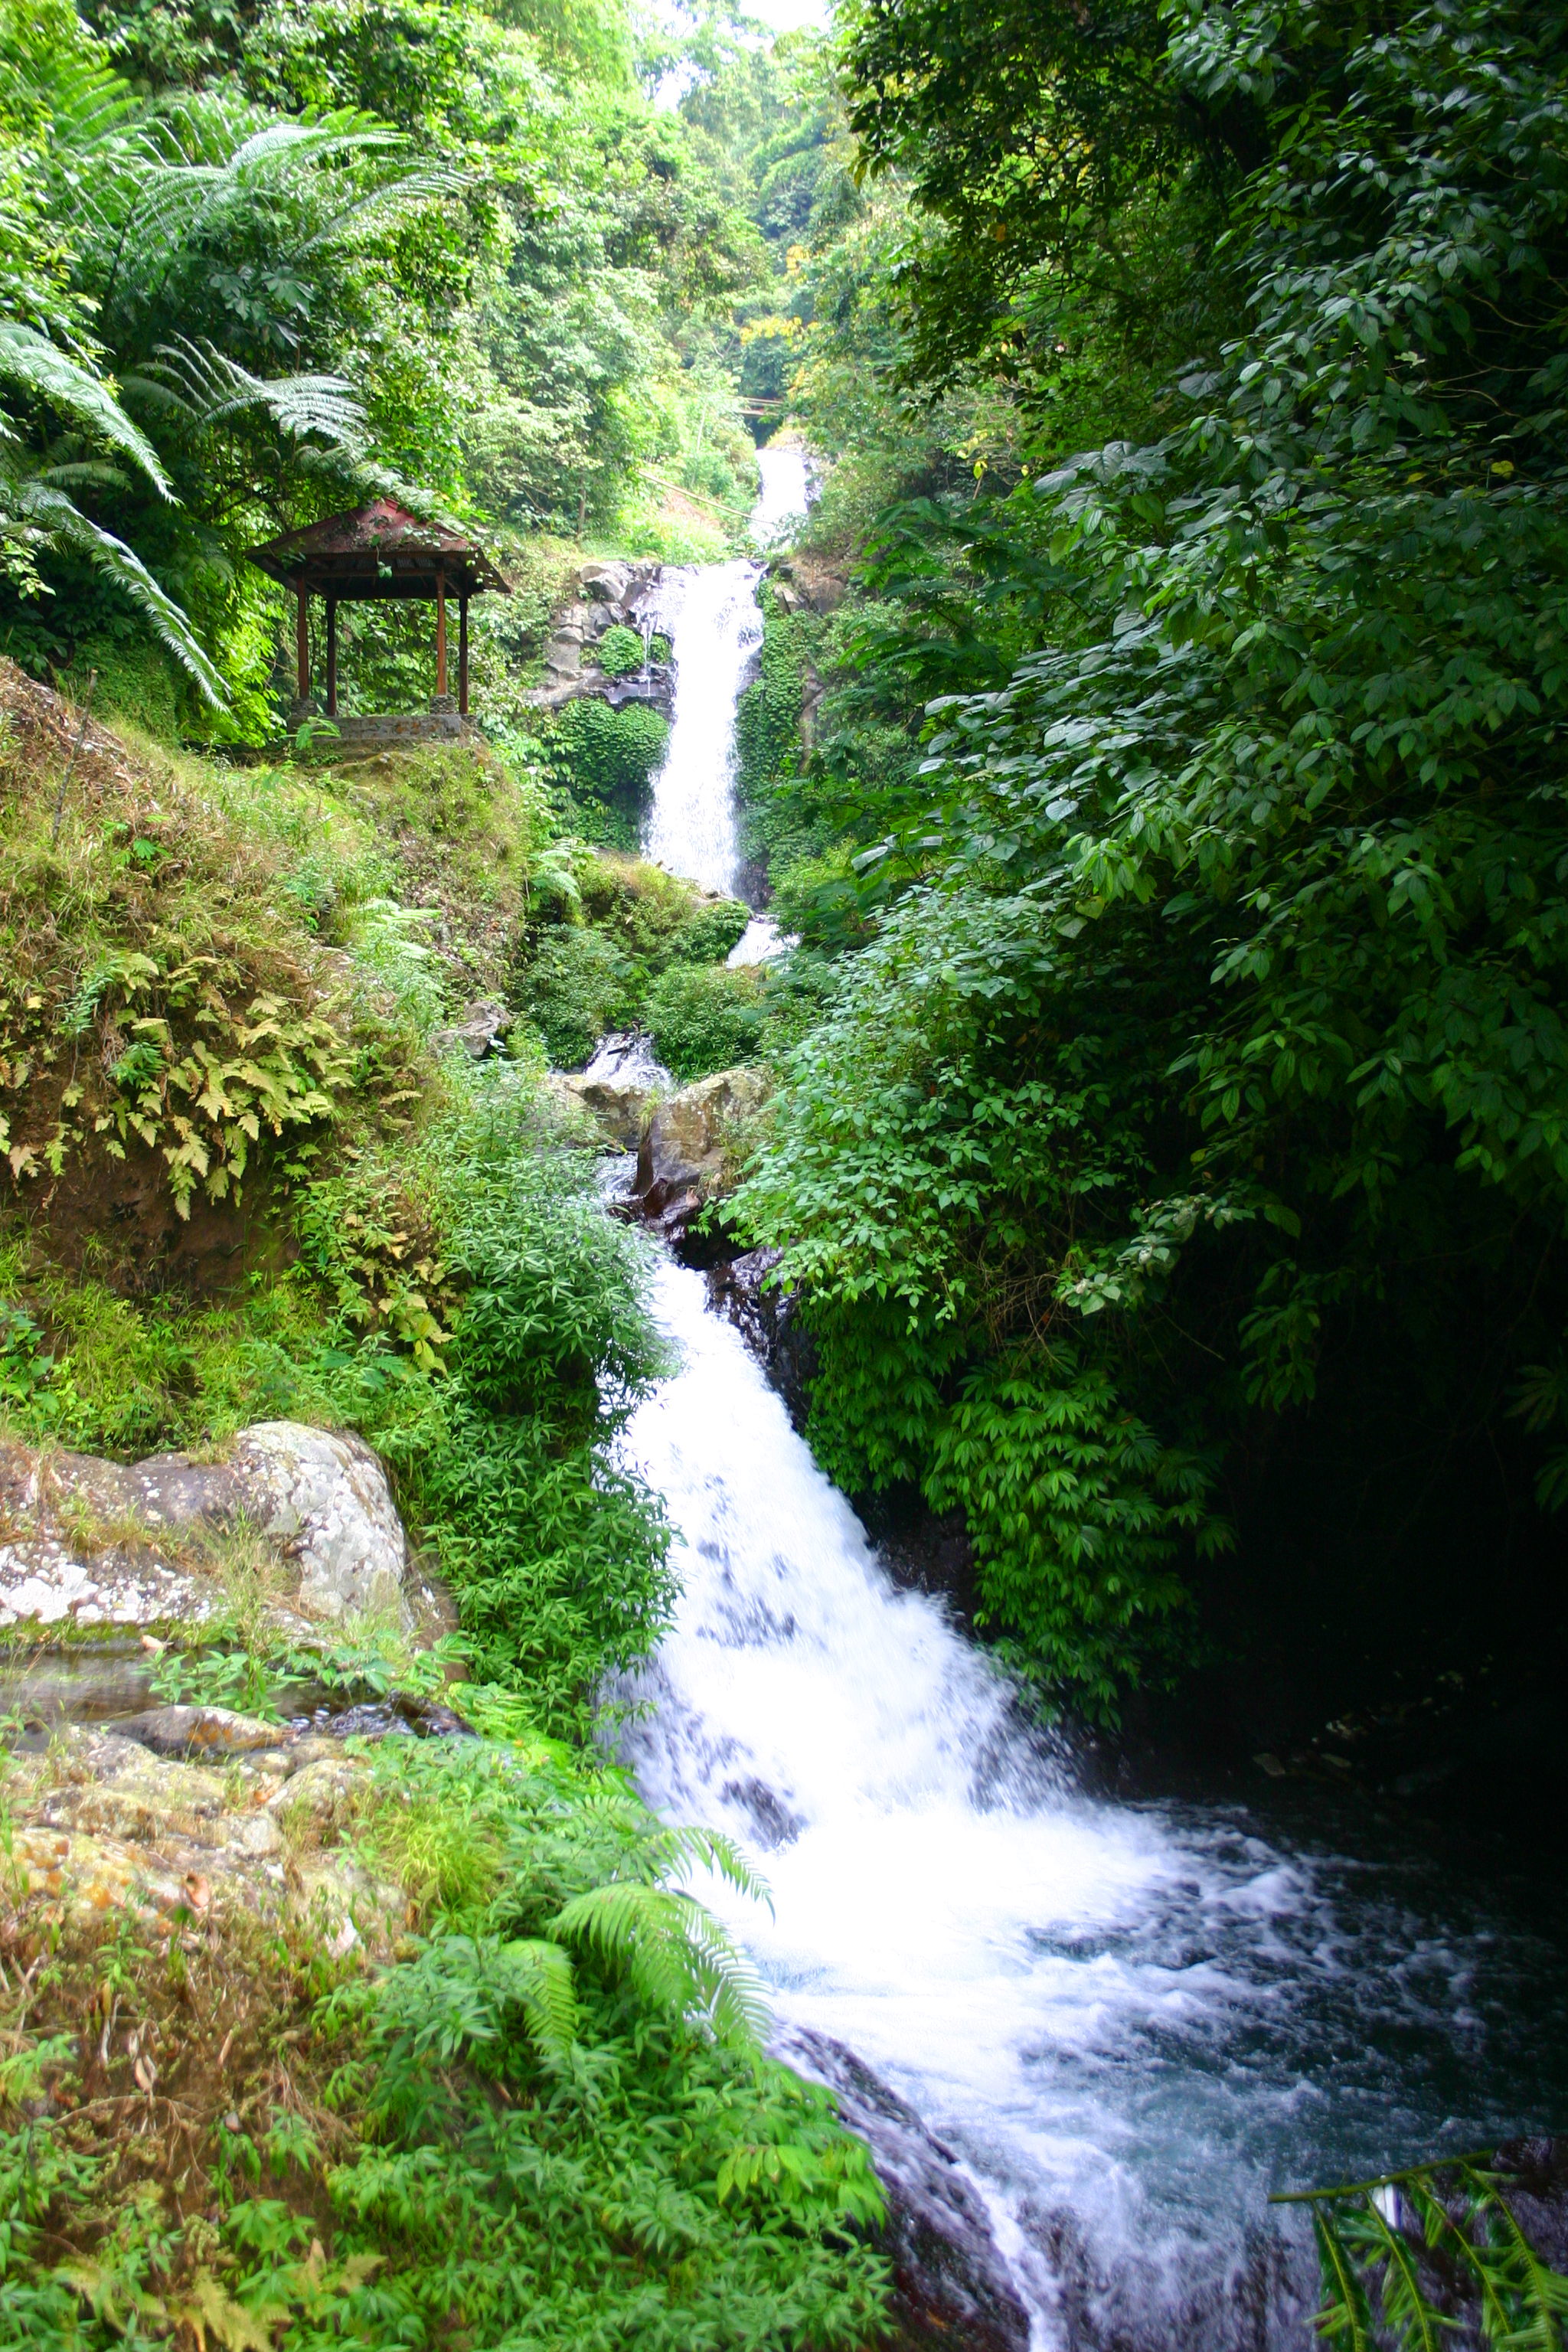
[[1273, 2148, 1568, 2352]]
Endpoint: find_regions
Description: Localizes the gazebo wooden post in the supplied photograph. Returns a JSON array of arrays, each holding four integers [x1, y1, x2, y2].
[[325, 595, 338, 717], [295, 584, 310, 705], [458, 594, 469, 717], [434, 567, 448, 701]]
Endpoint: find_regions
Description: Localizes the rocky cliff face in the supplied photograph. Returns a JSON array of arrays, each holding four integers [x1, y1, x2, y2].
[[776, 2028, 1032, 2352], [529, 560, 671, 713]]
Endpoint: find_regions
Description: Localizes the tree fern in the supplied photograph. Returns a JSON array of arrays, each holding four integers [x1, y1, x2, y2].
[[0, 318, 168, 492], [131, 335, 365, 454], [0, 467, 224, 699]]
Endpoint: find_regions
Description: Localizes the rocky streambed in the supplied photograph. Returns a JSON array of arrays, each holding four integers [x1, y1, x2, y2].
[[3, 1707, 404, 1949]]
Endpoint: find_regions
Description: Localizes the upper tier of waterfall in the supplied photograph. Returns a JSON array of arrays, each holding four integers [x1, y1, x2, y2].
[[642, 559, 763, 897]]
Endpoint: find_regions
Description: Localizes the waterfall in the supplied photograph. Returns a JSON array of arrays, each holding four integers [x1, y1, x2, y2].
[[641, 445, 808, 963], [750, 438, 812, 547], [642, 560, 763, 897], [610, 456, 1568, 2348], [619, 1261, 1566, 2350]]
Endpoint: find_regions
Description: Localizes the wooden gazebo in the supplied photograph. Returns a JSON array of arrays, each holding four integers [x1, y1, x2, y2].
[[247, 498, 510, 728]]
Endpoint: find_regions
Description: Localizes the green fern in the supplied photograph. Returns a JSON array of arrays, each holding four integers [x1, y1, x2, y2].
[[0, 318, 168, 491], [131, 335, 365, 454], [550, 1880, 770, 2051], [0, 464, 224, 697], [1280, 2152, 1568, 2352]]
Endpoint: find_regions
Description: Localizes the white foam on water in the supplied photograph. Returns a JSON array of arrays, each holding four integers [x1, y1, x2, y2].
[[618, 1257, 1568, 2350]]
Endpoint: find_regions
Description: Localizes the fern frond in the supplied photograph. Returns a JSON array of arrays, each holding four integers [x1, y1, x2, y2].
[[135, 337, 365, 452], [550, 1881, 769, 2050], [0, 321, 169, 494], [0, 474, 223, 702], [642, 1823, 775, 1913], [374, 1932, 577, 2069], [297, 165, 465, 254], [1341, 2195, 1450, 2352], [496, 1936, 577, 2062], [1459, 2167, 1568, 2352], [1312, 2210, 1377, 2352]]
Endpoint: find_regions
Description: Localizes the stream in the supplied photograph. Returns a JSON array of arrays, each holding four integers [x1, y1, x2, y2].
[[613, 446, 1568, 2349]]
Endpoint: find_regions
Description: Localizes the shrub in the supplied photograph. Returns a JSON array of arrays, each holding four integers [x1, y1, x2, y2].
[[668, 897, 751, 965], [552, 699, 668, 820], [645, 963, 764, 1083], [594, 623, 647, 678], [511, 926, 635, 1069]]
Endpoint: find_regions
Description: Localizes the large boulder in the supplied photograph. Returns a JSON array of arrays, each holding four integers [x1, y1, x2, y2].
[[225, 1421, 410, 1622], [630, 1067, 768, 1241], [0, 1418, 415, 1635], [561, 1070, 654, 1148]]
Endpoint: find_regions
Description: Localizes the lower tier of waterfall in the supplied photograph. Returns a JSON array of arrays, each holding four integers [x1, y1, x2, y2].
[[618, 1256, 1568, 2350]]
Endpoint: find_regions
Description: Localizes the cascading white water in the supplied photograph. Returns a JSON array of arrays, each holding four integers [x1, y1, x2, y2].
[[642, 444, 808, 964], [750, 438, 812, 547], [614, 454, 1567, 2348], [619, 1263, 1566, 2350], [642, 560, 763, 897]]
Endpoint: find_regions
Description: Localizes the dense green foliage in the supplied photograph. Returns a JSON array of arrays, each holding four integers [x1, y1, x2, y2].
[[509, 848, 751, 1070], [548, 697, 670, 847], [0, 0, 768, 733], [646, 960, 766, 1085], [0, 1721, 890, 2347], [0, 689, 893, 2344], [731, 0, 1568, 1721]]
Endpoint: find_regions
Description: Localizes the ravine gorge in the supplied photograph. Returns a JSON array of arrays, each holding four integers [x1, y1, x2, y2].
[[0, 0, 1566, 2346]]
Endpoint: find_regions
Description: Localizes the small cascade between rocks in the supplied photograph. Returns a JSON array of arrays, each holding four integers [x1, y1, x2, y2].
[[610, 455, 1568, 2349]]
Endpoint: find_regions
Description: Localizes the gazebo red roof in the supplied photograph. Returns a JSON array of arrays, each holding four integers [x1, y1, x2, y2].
[[246, 498, 510, 601]]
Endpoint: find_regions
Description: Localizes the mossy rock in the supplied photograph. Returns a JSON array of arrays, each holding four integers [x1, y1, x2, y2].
[[551, 701, 669, 822]]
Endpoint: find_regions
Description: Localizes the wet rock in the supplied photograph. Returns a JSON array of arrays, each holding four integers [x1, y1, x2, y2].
[[630, 1067, 768, 1242], [531, 563, 668, 710], [435, 998, 511, 1061], [707, 1246, 818, 1431], [560, 1071, 655, 1148], [107, 1704, 285, 1759], [719, 1774, 802, 1849], [776, 2027, 1031, 2352], [577, 560, 635, 604]]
